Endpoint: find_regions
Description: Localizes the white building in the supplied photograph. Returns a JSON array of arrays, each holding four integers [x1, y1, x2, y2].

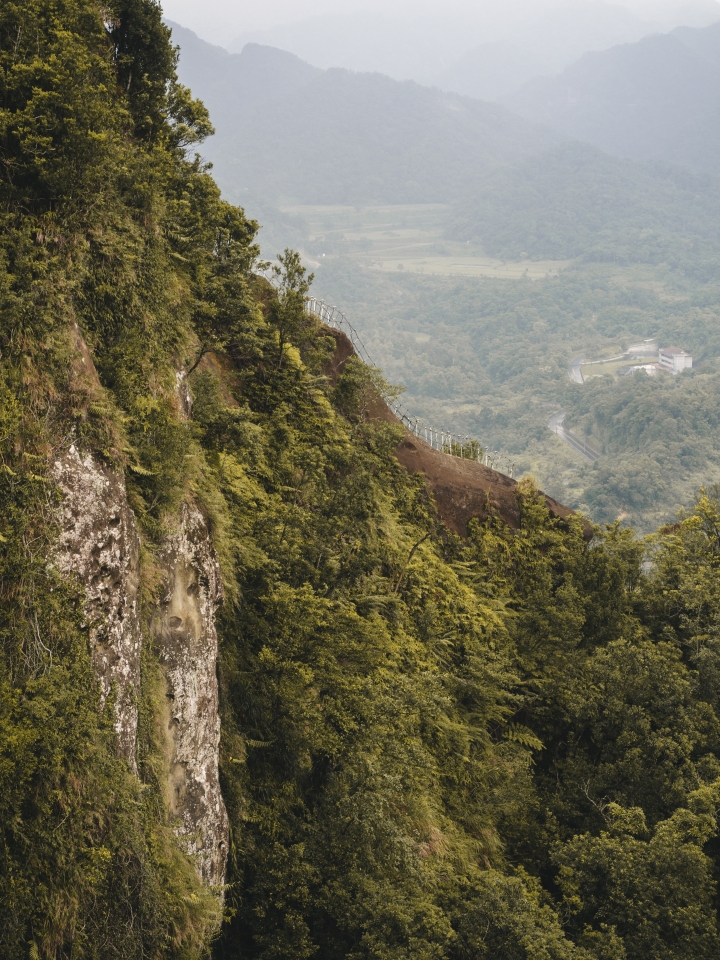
[[658, 346, 693, 373]]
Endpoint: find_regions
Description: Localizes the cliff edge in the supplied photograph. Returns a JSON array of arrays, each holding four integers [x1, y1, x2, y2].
[[324, 325, 586, 537]]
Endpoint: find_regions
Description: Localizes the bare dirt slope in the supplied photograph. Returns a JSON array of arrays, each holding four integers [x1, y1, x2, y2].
[[324, 326, 585, 537]]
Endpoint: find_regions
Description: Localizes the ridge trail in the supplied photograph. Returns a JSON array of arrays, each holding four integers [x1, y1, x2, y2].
[[306, 297, 516, 477]]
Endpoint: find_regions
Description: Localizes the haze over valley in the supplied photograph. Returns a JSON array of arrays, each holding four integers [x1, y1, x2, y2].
[[167, 7, 720, 533]]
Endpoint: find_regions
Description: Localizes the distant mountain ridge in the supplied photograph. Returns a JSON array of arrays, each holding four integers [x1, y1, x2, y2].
[[502, 19, 720, 175], [215, 2, 720, 98], [437, 0, 656, 101], [167, 21, 560, 206]]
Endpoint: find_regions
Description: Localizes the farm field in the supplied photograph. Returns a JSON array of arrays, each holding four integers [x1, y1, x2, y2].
[[371, 256, 568, 279], [280, 203, 569, 279], [582, 359, 653, 378]]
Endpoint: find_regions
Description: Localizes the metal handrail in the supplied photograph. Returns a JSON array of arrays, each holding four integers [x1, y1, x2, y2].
[[306, 297, 515, 478]]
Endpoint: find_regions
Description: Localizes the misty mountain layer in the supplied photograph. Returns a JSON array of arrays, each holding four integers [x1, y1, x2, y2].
[[436, 0, 655, 101], [503, 19, 720, 175], [168, 21, 559, 206], [217, 1, 720, 100]]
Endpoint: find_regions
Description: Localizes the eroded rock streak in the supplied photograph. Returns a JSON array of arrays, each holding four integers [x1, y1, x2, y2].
[[152, 503, 229, 887]]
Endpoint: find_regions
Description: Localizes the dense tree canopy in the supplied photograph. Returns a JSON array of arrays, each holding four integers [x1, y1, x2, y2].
[[2, 3, 720, 959]]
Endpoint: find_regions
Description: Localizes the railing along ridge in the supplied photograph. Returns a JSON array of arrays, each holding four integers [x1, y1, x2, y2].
[[306, 297, 515, 478]]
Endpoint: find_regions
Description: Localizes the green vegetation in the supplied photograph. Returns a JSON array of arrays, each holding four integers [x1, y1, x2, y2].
[[311, 248, 720, 532], [245, 138, 720, 536], [0, 0, 241, 952], [238, 126, 720, 537], [447, 142, 720, 275], [6, 4, 720, 960], [169, 21, 720, 534]]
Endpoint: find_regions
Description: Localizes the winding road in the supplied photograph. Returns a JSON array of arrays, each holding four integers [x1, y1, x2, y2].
[[548, 410, 601, 463]]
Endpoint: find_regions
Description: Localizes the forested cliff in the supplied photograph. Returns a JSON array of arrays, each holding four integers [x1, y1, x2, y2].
[[3, 3, 720, 959]]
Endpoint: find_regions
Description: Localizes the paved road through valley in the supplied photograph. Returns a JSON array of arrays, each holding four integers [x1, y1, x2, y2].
[[548, 409, 601, 462]]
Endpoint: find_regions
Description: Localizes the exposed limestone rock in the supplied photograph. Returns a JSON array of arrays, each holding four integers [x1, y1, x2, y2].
[[51, 326, 228, 890], [152, 503, 229, 887], [51, 444, 142, 768], [176, 369, 193, 420]]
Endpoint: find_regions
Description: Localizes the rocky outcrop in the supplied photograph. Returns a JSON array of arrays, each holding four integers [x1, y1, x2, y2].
[[151, 503, 229, 887], [51, 328, 229, 887], [51, 444, 142, 768], [53, 444, 230, 885], [176, 369, 193, 420]]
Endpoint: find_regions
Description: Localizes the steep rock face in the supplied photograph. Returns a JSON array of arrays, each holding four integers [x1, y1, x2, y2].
[[51, 329, 229, 886], [176, 368, 193, 420], [152, 503, 229, 887], [51, 444, 142, 767]]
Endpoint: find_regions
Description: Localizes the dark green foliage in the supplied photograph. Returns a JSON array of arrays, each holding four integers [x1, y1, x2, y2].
[[458, 489, 720, 958], [4, 3, 720, 959], [1, 0, 120, 213], [108, 0, 177, 141], [555, 804, 720, 960], [447, 871, 596, 960], [206, 351, 569, 957], [554, 802, 720, 960]]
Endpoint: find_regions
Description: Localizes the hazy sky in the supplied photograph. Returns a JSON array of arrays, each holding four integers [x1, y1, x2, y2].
[[162, 1, 526, 35], [162, 0, 720, 44]]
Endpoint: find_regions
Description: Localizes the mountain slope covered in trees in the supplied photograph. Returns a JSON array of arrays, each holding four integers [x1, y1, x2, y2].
[[166, 22, 560, 206], [4, 4, 720, 960], [447, 141, 720, 269]]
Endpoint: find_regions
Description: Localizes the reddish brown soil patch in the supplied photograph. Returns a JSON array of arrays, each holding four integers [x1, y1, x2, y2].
[[324, 327, 589, 538], [323, 326, 356, 384], [394, 435, 580, 536]]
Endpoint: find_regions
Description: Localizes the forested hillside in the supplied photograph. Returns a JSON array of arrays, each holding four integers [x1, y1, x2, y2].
[[447, 141, 720, 271], [5, 4, 720, 960]]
